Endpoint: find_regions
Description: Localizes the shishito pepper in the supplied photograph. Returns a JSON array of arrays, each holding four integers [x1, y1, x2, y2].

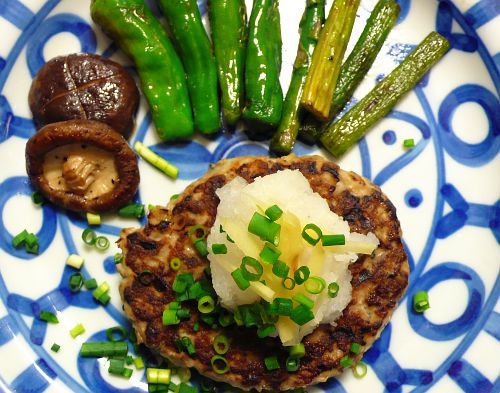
[[90, 0, 193, 142], [157, 0, 221, 134]]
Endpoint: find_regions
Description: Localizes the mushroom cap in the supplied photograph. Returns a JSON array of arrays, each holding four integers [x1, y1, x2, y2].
[[28, 53, 140, 139], [26, 119, 140, 213]]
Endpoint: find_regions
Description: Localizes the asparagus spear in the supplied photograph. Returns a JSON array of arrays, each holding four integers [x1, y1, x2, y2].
[[320, 31, 450, 158], [270, 0, 326, 155], [300, 0, 361, 121]]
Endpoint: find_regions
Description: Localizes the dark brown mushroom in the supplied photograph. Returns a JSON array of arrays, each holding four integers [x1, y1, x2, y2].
[[26, 119, 140, 213], [28, 53, 139, 139]]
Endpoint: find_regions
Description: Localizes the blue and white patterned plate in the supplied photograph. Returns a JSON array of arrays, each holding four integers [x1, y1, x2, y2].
[[0, 0, 498, 392]]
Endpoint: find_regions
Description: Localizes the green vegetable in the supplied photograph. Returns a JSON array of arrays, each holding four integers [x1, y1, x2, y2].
[[301, 0, 361, 121], [90, 0, 193, 141], [270, 0, 325, 155], [320, 32, 449, 157], [243, 0, 283, 136], [157, 0, 221, 134], [80, 341, 128, 357], [208, 0, 247, 124]]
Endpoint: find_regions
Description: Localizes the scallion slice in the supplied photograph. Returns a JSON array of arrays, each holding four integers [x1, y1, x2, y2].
[[257, 324, 276, 338], [147, 367, 172, 384], [264, 356, 280, 371], [194, 240, 209, 257], [11, 229, 29, 248], [25, 233, 39, 254], [133, 357, 145, 369], [84, 278, 98, 290], [211, 355, 230, 374], [290, 305, 314, 326], [108, 358, 125, 375], [328, 282, 340, 298], [39, 310, 59, 324], [69, 272, 84, 293], [69, 323, 85, 338], [118, 203, 145, 218], [265, 205, 283, 221], [211, 243, 227, 255], [134, 141, 179, 179], [170, 257, 182, 271], [138, 270, 155, 286], [106, 326, 128, 342], [213, 334, 230, 355], [403, 138, 415, 149], [340, 355, 353, 368], [80, 341, 128, 357], [259, 242, 281, 264], [163, 309, 180, 326], [31, 191, 45, 205], [95, 236, 110, 251], [248, 212, 281, 246], [86, 212, 101, 226], [188, 225, 208, 243], [51, 343, 60, 352], [289, 343, 305, 359], [282, 277, 296, 290], [413, 291, 430, 313], [181, 336, 196, 356], [271, 298, 293, 316], [292, 293, 314, 309], [322, 234, 346, 246], [82, 229, 96, 245], [352, 361, 368, 378], [294, 266, 310, 285], [66, 254, 84, 269], [241, 256, 263, 281], [286, 356, 300, 372], [302, 224, 322, 246], [231, 268, 250, 290], [304, 276, 326, 294], [350, 342, 361, 354], [114, 253, 124, 264], [198, 295, 215, 314], [176, 308, 191, 320], [272, 260, 290, 279]]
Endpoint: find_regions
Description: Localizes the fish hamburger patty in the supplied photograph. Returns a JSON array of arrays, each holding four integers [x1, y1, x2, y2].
[[117, 155, 409, 391]]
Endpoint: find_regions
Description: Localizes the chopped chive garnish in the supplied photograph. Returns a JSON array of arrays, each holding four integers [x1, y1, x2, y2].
[[66, 254, 84, 269], [305, 276, 326, 294], [163, 309, 180, 325], [259, 242, 281, 264], [11, 229, 29, 248], [92, 281, 110, 302], [39, 310, 59, 323], [114, 253, 124, 264], [121, 367, 133, 378], [286, 356, 300, 372], [80, 341, 128, 357], [194, 240, 208, 257], [271, 297, 293, 316], [403, 138, 415, 148], [25, 233, 39, 254], [138, 270, 155, 286], [172, 273, 194, 293], [176, 308, 191, 319], [198, 295, 215, 314], [170, 257, 182, 271], [328, 282, 340, 298], [168, 301, 181, 310], [69, 272, 84, 293], [322, 234, 346, 246], [69, 323, 85, 338], [211, 355, 230, 374], [118, 203, 145, 218], [106, 326, 128, 342], [413, 291, 430, 312], [108, 358, 125, 375], [289, 343, 305, 359], [148, 384, 169, 393], [211, 243, 227, 254], [94, 236, 110, 251], [241, 256, 263, 281], [147, 367, 172, 384], [265, 205, 283, 221], [352, 361, 368, 378], [257, 324, 276, 338], [50, 343, 60, 352], [272, 260, 290, 279], [302, 224, 322, 246], [282, 277, 296, 290], [177, 382, 197, 393], [294, 266, 310, 285], [86, 212, 101, 226], [181, 336, 196, 355], [32, 191, 45, 205], [84, 278, 98, 290], [248, 212, 281, 246], [213, 334, 230, 354], [98, 293, 111, 305], [188, 225, 208, 243], [340, 355, 353, 368], [290, 304, 314, 326], [134, 141, 179, 179], [193, 322, 200, 332], [133, 357, 145, 369], [350, 342, 361, 354], [231, 268, 250, 290], [264, 356, 280, 371], [292, 293, 314, 309], [218, 311, 234, 327]]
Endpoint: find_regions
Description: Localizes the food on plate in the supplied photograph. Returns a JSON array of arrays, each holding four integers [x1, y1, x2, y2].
[[28, 53, 139, 139], [158, 0, 221, 134], [299, 0, 400, 144], [243, 0, 283, 137], [90, 0, 194, 142], [320, 31, 450, 157], [25, 119, 139, 213], [117, 155, 409, 390], [208, 0, 247, 125], [269, 0, 326, 155], [301, 0, 361, 122]]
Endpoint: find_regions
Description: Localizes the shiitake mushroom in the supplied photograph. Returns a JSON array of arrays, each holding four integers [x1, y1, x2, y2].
[[26, 120, 140, 213], [28, 53, 139, 139]]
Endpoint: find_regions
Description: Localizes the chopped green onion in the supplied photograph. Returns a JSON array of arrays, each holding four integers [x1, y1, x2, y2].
[[176, 308, 191, 320], [264, 356, 280, 371], [286, 356, 300, 372], [413, 291, 430, 313], [50, 343, 60, 352], [25, 233, 39, 254], [176, 367, 191, 383], [121, 367, 133, 378], [322, 234, 346, 246], [147, 367, 172, 384], [211, 243, 227, 254], [292, 293, 314, 309], [272, 260, 290, 279], [302, 224, 322, 246], [66, 254, 84, 269], [118, 203, 145, 218], [340, 355, 353, 368], [259, 242, 281, 264], [218, 310, 234, 328], [86, 212, 101, 225], [193, 322, 200, 332], [289, 343, 305, 359], [168, 301, 181, 310], [198, 295, 215, 314], [294, 266, 310, 285], [135, 141, 179, 179], [170, 257, 182, 271], [98, 292, 111, 305], [175, 383, 196, 393], [352, 361, 368, 378], [271, 298, 293, 316], [11, 229, 29, 248], [149, 384, 169, 393], [350, 342, 361, 354], [84, 278, 98, 290], [82, 229, 96, 245], [32, 191, 45, 205], [138, 270, 155, 286], [69, 323, 85, 338], [170, 194, 180, 201], [134, 357, 145, 369], [213, 334, 230, 355], [241, 256, 263, 281], [282, 277, 296, 290], [92, 281, 110, 301], [114, 253, 124, 264], [94, 236, 110, 251], [211, 355, 230, 374], [181, 336, 196, 355], [188, 225, 208, 243], [403, 138, 415, 148], [328, 282, 340, 298], [163, 309, 180, 326], [80, 341, 128, 357], [248, 212, 281, 246], [265, 205, 283, 221], [39, 310, 59, 323], [69, 272, 84, 293], [231, 268, 250, 290], [305, 276, 326, 294], [172, 273, 194, 293], [108, 358, 125, 375], [194, 240, 208, 257], [106, 326, 128, 342], [290, 305, 314, 326], [257, 324, 276, 338]]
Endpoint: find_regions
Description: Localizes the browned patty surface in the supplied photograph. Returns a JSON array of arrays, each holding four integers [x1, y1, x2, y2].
[[117, 155, 409, 391]]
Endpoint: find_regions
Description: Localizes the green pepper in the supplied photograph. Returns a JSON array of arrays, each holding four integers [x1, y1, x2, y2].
[[243, 0, 283, 137], [90, 0, 193, 142], [208, 0, 247, 125], [157, 0, 221, 134]]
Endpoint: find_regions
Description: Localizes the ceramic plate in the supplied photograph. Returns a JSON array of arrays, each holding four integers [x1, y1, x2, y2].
[[0, 0, 498, 392]]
